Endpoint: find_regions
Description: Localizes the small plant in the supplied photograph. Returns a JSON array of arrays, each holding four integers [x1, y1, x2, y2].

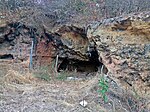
[[33, 73, 51, 81], [56, 72, 67, 81], [33, 66, 51, 81], [132, 87, 140, 100], [98, 75, 109, 103]]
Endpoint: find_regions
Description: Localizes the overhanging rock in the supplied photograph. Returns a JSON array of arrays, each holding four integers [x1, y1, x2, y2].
[[35, 25, 105, 72], [0, 21, 106, 73]]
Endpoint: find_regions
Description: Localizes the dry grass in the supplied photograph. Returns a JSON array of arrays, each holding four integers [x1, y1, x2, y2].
[[3, 69, 35, 84], [129, 21, 150, 38], [0, 61, 149, 112], [0, 69, 150, 112]]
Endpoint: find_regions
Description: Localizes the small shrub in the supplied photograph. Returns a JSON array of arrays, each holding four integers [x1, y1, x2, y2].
[[33, 73, 51, 81], [56, 72, 67, 81], [33, 66, 51, 81], [98, 75, 109, 103], [132, 87, 140, 100]]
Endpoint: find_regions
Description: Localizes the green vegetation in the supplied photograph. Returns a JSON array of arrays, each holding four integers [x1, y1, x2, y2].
[[56, 72, 67, 81], [33, 73, 51, 81], [132, 87, 140, 100], [33, 66, 51, 81], [98, 75, 109, 103]]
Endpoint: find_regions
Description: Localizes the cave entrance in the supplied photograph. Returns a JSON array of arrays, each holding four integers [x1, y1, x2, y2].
[[57, 58, 100, 73], [57, 48, 108, 73], [57, 58, 108, 74], [0, 54, 14, 60]]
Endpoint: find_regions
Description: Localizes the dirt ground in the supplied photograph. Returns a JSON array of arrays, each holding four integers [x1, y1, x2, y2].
[[0, 67, 149, 112]]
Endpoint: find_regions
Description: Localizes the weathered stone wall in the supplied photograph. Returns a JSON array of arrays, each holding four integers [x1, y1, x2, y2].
[[34, 39, 54, 68], [88, 11, 150, 98], [0, 22, 37, 70], [0, 22, 101, 72], [1, 12, 149, 98]]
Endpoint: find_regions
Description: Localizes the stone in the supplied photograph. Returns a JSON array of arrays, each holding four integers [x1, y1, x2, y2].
[[0, 34, 5, 43], [88, 11, 150, 98]]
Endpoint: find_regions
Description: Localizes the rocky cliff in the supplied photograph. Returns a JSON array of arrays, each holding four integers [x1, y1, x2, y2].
[[0, 10, 149, 99], [0, 21, 104, 73], [88, 11, 150, 98]]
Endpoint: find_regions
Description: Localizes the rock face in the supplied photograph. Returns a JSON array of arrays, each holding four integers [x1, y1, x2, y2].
[[0, 22, 38, 66], [37, 25, 103, 72], [88, 11, 150, 97], [0, 22, 104, 72], [0, 11, 149, 98]]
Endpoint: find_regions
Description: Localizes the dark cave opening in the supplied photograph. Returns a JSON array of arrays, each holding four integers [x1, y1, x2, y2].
[[0, 54, 14, 59], [57, 48, 108, 73], [57, 58, 100, 72], [57, 57, 108, 73]]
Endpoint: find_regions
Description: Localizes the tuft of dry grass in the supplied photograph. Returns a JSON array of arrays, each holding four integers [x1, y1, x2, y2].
[[3, 69, 35, 84]]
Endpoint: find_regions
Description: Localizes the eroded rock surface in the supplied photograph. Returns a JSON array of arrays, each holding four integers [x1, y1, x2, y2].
[[0, 21, 103, 73], [0, 11, 149, 99], [38, 25, 102, 72], [88, 11, 150, 98], [0, 22, 38, 70]]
